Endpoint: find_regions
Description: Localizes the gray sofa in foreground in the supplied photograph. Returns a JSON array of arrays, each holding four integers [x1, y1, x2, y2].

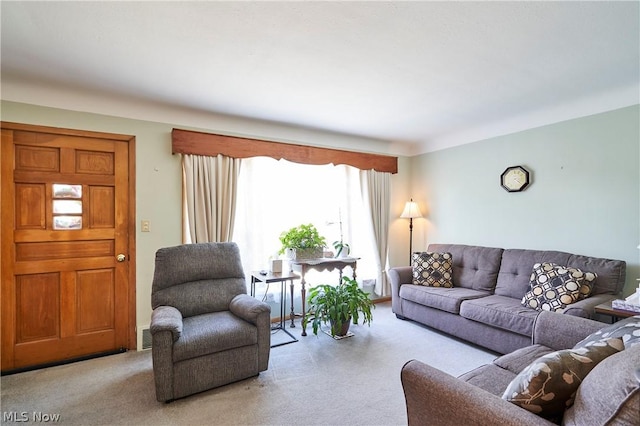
[[401, 312, 640, 425], [389, 244, 626, 354]]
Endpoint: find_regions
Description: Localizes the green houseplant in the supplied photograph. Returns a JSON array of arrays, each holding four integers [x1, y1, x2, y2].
[[278, 223, 326, 260], [332, 240, 350, 258], [330, 208, 350, 258], [303, 276, 374, 337]]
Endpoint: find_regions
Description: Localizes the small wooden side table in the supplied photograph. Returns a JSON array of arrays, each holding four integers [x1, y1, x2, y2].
[[288, 257, 359, 336], [250, 271, 299, 347], [594, 301, 639, 322]]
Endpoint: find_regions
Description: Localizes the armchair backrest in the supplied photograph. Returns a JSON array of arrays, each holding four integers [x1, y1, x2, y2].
[[151, 242, 247, 318]]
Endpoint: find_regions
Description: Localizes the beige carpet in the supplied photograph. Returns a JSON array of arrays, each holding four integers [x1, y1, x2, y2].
[[0, 302, 497, 425]]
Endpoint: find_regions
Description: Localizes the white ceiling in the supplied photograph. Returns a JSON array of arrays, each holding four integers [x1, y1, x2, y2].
[[1, 1, 638, 155]]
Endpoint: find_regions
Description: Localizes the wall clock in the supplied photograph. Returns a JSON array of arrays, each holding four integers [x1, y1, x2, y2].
[[500, 166, 530, 192]]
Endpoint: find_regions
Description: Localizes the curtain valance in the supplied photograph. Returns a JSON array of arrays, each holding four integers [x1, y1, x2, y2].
[[172, 128, 397, 174]]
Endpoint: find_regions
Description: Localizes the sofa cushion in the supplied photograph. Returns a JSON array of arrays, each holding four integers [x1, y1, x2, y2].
[[564, 253, 626, 296], [502, 337, 623, 419], [173, 311, 257, 362], [573, 315, 640, 350], [493, 344, 555, 374], [399, 285, 490, 314], [521, 263, 596, 312], [411, 252, 453, 287], [495, 250, 572, 299], [427, 244, 503, 292], [460, 295, 539, 336], [496, 249, 626, 299], [563, 344, 640, 426]]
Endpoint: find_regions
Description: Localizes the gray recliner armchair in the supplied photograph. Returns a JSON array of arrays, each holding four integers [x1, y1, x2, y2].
[[150, 242, 271, 402]]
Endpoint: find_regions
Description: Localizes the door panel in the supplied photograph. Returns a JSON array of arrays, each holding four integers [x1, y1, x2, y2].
[[1, 123, 136, 372], [16, 273, 60, 343], [15, 184, 46, 228], [76, 268, 115, 332]]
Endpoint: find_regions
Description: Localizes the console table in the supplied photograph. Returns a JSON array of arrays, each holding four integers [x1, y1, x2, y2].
[[288, 257, 359, 336], [250, 271, 299, 347]]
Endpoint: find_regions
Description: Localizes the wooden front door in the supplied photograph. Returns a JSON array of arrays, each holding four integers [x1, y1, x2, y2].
[[1, 122, 136, 372]]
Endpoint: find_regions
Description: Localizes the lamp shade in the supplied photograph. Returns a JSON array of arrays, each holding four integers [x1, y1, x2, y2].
[[400, 199, 423, 219]]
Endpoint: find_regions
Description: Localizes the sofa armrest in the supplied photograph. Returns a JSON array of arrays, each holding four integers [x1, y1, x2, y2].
[[532, 311, 606, 350], [562, 293, 616, 318], [401, 360, 554, 426], [150, 305, 183, 342], [388, 266, 412, 315]]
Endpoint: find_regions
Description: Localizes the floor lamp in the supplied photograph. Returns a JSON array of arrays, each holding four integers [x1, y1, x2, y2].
[[400, 199, 423, 265]]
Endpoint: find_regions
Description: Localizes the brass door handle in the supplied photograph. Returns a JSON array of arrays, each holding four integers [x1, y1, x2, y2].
[[116, 254, 126, 262]]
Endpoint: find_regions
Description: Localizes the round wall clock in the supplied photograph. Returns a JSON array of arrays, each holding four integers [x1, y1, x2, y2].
[[500, 166, 530, 192]]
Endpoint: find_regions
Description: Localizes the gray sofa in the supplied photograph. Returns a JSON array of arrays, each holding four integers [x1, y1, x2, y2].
[[389, 244, 626, 354], [401, 312, 640, 425]]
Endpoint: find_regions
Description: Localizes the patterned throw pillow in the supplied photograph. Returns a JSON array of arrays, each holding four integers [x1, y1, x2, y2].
[[521, 263, 597, 312], [573, 315, 640, 350], [502, 337, 623, 419], [575, 269, 597, 300], [412, 252, 453, 287]]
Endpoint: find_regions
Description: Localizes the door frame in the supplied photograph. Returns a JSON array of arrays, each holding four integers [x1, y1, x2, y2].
[[0, 121, 137, 351]]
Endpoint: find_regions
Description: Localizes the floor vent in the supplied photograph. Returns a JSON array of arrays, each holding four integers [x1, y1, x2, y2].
[[142, 328, 152, 350]]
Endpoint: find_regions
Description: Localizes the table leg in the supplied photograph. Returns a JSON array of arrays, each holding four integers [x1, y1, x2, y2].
[[279, 280, 286, 329], [289, 279, 296, 328], [301, 269, 307, 336], [250, 276, 256, 297]]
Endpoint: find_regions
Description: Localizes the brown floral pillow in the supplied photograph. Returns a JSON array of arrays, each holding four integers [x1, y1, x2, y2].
[[412, 252, 453, 287], [502, 337, 623, 419], [521, 263, 597, 312]]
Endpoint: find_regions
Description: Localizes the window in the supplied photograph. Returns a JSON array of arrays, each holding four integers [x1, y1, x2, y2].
[[52, 184, 82, 230], [232, 157, 378, 288]]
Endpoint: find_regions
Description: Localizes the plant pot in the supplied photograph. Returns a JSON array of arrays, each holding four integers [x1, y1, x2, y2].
[[337, 246, 350, 258], [330, 317, 351, 337], [285, 248, 323, 261]]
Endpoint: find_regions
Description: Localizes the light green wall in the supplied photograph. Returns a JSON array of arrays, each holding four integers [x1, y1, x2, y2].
[[409, 105, 640, 296]]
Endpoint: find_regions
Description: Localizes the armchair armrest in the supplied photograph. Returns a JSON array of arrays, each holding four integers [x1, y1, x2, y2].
[[150, 305, 183, 342], [230, 293, 271, 371], [401, 360, 553, 426], [229, 294, 271, 325], [532, 310, 606, 350]]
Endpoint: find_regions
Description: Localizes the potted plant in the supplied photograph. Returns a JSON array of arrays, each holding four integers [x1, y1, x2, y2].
[[331, 209, 350, 258], [303, 276, 374, 337], [332, 240, 350, 258], [278, 223, 326, 260]]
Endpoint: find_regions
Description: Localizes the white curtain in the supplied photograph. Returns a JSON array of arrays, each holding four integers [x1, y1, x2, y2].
[[360, 169, 391, 296], [182, 154, 241, 243]]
